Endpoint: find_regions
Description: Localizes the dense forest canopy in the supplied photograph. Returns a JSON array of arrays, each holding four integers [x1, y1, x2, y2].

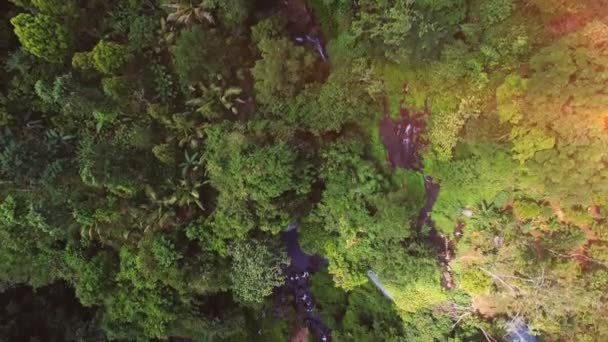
[[1, 0, 608, 340]]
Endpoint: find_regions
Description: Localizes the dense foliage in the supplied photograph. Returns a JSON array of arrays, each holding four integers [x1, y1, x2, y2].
[[1, 0, 608, 340]]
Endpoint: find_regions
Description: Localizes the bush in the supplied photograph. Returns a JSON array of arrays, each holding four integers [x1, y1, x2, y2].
[[10, 14, 72, 62], [91, 40, 132, 74]]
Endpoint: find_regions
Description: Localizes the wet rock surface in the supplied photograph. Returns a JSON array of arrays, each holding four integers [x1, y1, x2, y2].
[[379, 109, 425, 170], [284, 0, 328, 61]]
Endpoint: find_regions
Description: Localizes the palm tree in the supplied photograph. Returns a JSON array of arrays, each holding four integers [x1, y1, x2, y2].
[[163, 1, 215, 27]]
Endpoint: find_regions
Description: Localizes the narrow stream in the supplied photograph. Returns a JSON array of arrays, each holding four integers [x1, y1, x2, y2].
[[378, 107, 537, 338], [379, 108, 459, 290], [282, 222, 331, 342], [276, 1, 458, 339]]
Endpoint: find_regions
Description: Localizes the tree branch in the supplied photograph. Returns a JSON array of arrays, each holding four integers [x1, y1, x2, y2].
[[479, 266, 519, 295]]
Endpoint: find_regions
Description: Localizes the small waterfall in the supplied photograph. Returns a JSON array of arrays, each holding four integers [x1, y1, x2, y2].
[[305, 34, 328, 61], [367, 270, 394, 301]]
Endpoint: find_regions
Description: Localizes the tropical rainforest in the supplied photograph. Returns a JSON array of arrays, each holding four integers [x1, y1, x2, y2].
[[1, 0, 608, 341]]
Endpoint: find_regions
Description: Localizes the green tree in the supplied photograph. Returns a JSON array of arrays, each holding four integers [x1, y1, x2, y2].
[[480, 0, 514, 27], [71, 51, 96, 73], [172, 26, 224, 86], [0, 195, 65, 288], [77, 136, 145, 198], [31, 0, 77, 17], [128, 15, 159, 52], [203, 123, 310, 235], [426, 144, 516, 233], [229, 240, 288, 304], [498, 21, 608, 207], [310, 139, 421, 289], [102, 76, 136, 103], [352, 0, 466, 60], [427, 96, 481, 161], [251, 33, 316, 110], [284, 64, 376, 134], [91, 40, 133, 74], [65, 248, 117, 307], [10, 13, 71, 62]]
